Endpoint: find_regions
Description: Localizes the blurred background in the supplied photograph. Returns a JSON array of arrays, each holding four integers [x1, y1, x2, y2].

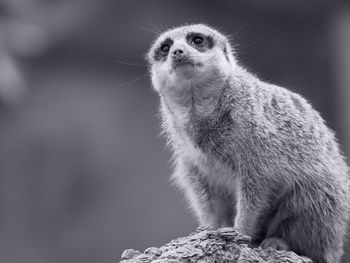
[[0, 0, 349, 262]]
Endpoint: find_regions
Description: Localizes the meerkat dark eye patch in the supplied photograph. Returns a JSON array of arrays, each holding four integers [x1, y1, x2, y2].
[[154, 38, 173, 61], [186, 32, 214, 51]]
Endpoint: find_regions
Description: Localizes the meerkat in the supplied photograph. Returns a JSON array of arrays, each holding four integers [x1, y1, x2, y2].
[[146, 24, 350, 263]]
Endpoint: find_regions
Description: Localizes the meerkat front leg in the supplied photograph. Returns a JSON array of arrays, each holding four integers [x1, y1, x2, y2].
[[182, 179, 219, 227], [233, 191, 291, 251], [175, 162, 235, 228], [234, 196, 262, 237], [260, 237, 290, 251], [185, 186, 235, 228]]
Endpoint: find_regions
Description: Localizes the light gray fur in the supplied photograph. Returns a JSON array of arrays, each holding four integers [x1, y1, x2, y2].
[[147, 24, 350, 263]]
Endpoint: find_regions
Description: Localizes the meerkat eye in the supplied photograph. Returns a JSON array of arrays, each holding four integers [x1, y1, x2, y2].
[[153, 38, 173, 61], [192, 35, 204, 46], [187, 33, 210, 51], [160, 43, 170, 54]]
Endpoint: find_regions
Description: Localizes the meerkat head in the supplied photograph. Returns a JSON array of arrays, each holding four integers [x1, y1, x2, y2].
[[147, 24, 236, 96]]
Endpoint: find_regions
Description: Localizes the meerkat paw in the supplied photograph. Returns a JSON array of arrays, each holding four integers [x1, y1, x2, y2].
[[260, 237, 290, 251]]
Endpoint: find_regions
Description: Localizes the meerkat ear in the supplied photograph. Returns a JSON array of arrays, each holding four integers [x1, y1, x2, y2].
[[223, 40, 236, 65]]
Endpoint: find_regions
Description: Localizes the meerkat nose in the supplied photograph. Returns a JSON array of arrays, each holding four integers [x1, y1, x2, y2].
[[171, 44, 195, 68], [173, 48, 184, 56], [172, 45, 187, 60]]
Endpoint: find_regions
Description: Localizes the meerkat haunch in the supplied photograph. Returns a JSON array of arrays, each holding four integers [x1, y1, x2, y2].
[[146, 24, 350, 263]]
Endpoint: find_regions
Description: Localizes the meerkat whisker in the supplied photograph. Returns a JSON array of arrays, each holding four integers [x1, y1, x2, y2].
[[114, 60, 147, 67], [113, 73, 148, 94]]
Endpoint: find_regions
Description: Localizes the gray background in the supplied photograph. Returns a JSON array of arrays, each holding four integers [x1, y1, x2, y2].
[[0, 0, 349, 262]]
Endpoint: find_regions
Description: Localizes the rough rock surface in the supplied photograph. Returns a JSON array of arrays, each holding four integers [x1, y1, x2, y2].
[[119, 227, 312, 263]]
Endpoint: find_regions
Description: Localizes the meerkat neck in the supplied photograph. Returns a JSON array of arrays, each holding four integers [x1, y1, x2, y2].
[[160, 75, 231, 126]]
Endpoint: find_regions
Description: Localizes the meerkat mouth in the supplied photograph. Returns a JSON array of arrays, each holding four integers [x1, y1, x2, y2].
[[172, 58, 202, 70], [172, 58, 195, 69]]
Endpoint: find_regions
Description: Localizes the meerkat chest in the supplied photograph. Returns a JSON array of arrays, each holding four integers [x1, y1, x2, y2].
[[172, 124, 237, 189], [162, 101, 237, 188]]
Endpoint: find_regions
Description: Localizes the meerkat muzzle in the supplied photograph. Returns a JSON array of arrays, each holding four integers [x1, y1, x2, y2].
[[170, 44, 195, 69], [172, 57, 195, 69]]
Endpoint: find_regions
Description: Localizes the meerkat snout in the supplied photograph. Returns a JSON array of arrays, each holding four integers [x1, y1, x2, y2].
[[172, 47, 184, 57], [170, 44, 196, 69], [171, 45, 185, 59]]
